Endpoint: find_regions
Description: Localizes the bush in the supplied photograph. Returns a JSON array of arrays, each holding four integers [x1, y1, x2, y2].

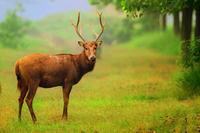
[[192, 38, 200, 64], [176, 37, 200, 99], [0, 7, 29, 48], [177, 66, 200, 97]]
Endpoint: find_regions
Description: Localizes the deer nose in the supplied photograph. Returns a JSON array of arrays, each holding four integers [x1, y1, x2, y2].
[[90, 56, 96, 62]]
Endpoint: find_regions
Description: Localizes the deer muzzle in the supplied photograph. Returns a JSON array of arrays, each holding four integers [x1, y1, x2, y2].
[[89, 55, 96, 62]]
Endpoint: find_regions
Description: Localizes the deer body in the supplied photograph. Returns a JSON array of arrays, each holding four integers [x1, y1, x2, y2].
[[16, 52, 95, 88], [16, 43, 98, 123], [15, 12, 104, 123]]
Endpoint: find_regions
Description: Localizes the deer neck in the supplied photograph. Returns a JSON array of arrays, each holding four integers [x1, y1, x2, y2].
[[75, 51, 95, 75]]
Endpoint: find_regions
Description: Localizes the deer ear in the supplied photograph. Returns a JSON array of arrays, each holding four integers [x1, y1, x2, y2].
[[78, 41, 84, 47], [96, 41, 102, 47]]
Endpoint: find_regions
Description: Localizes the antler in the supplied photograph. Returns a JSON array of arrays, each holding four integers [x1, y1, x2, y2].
[[95, 12, 104, 42], [72, 12, 86, 42]]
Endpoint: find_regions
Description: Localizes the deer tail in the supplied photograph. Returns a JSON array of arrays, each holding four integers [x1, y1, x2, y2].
[[15, 61, 22, 91]]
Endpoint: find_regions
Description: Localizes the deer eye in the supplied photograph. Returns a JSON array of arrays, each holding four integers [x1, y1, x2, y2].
[[94, 47, 97, 50], [85, 48, 88, 50]]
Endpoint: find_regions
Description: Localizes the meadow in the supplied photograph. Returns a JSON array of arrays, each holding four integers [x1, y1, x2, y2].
[[0, 29, 200, 133]]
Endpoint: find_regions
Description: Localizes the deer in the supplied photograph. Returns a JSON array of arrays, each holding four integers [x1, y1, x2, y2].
[[15, 12, 104, 123]]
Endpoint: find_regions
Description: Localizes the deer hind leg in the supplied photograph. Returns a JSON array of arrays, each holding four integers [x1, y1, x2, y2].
[[62, 82, 72, 120], [18, 83, 28, 121], [25, 80, 39, 123]]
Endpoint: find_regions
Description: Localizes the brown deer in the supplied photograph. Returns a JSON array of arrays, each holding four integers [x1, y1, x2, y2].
[[15, 12, 104, 123]]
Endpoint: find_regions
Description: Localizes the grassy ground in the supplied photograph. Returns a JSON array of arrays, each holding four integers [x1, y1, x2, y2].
[[0, 33, 200, 132]]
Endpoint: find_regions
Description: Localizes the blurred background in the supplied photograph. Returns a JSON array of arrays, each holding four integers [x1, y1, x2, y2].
[[0, 0, 200, 132]]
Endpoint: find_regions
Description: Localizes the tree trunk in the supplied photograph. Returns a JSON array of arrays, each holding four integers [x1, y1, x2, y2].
[[194, 9, 200, 63], [173, 11, 180, 35], [181, 7, 193, 67], [162, 14, 167, 31], [195, 9, 200, 43]]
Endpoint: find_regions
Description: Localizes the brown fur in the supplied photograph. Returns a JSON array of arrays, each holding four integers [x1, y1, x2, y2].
[[16, 52, 95, 88], [15, 41, 102, 123]]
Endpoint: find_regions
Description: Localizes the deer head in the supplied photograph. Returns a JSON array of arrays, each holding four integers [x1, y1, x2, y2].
[[72, 12, 104, 62]]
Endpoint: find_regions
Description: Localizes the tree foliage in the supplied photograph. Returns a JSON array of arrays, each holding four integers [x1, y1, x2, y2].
[[89, 0, 121, 9], [0, 5, 29, 48], [102, 17, 133, 44], [89, 0, 200, 15]]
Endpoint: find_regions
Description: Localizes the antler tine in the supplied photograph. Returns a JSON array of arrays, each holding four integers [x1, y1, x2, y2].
[[95, 11, 105, 42], [72, 12, 86, 42]]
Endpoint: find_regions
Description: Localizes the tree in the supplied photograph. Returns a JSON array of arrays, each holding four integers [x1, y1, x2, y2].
[[102, 17, 133, 44], [173, 11, 180, 35], [181, 6, 193, 67], [193, 8, 200, 64], [161, 14, 167, 31], [89, 0, 121, 9], [99, 0, 199, 67], [0, 4, 29, 48]]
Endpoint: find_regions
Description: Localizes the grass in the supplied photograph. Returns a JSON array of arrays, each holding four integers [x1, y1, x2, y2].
[[0, 30, 200, 132]]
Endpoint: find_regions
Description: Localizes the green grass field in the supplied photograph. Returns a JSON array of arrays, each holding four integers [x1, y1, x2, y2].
[[0, 30, 200, 132]]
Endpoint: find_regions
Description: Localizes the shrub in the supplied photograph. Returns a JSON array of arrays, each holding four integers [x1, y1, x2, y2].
[[0, 7, 29, 48], [177, 66, 200, 97], [192, 39, 200, 64]]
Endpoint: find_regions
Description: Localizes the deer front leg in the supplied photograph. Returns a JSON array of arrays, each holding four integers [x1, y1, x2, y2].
[[62, 82, 72, 120]]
